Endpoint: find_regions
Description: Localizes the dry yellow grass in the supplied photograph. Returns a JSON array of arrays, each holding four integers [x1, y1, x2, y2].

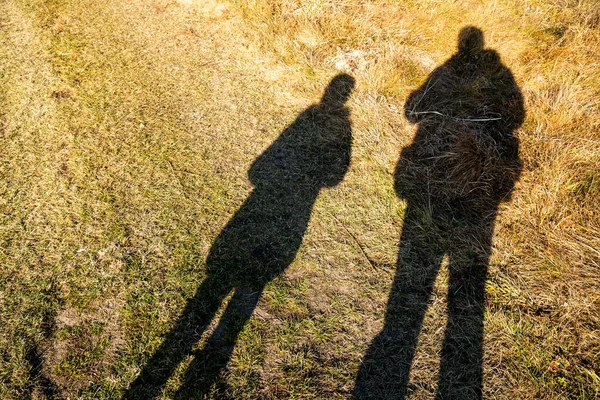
[[0, 0, 598, 398]]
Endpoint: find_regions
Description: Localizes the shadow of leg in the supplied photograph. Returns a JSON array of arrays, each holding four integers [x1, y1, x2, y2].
[[174, 287, 262, 399], [437, 232, 490, 400], [353, 206, 444, 399], [125, 276, 231, 400]]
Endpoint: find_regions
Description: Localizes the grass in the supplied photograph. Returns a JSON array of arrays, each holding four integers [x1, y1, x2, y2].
[[1, 0, 599, 398]]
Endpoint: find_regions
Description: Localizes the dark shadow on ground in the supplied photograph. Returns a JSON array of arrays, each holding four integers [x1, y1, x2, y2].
[[125, 73, 355, 399], [353, 27, 524, 399], [24, 281, 61, 399]]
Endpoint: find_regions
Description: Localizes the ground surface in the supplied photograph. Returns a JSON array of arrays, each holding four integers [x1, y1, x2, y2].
[[1, 0, 599, 399]]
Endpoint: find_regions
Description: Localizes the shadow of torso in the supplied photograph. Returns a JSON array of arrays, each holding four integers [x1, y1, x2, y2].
[[206, 103, 352, 286], [397, 48, 524, 213]]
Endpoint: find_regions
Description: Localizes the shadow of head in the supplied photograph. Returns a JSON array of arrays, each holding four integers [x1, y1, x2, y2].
[[320, 73, 356, 108], [458, 26, 484, 55]]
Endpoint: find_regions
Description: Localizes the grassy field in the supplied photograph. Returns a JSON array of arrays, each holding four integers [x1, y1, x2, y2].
[[1, 0, 599, 398]]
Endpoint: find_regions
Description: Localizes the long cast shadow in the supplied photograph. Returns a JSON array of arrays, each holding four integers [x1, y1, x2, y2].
[[353, 27, 524, 399], [125, 73, 355, 399]]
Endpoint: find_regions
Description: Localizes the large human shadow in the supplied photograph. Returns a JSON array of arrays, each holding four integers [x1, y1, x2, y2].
[[125, 73, 355, 399], [353, 27, 524, 399]]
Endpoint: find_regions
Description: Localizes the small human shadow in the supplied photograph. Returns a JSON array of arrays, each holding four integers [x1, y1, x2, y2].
[[353, 27, 524, 399], [125, 73, 355, 399]]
